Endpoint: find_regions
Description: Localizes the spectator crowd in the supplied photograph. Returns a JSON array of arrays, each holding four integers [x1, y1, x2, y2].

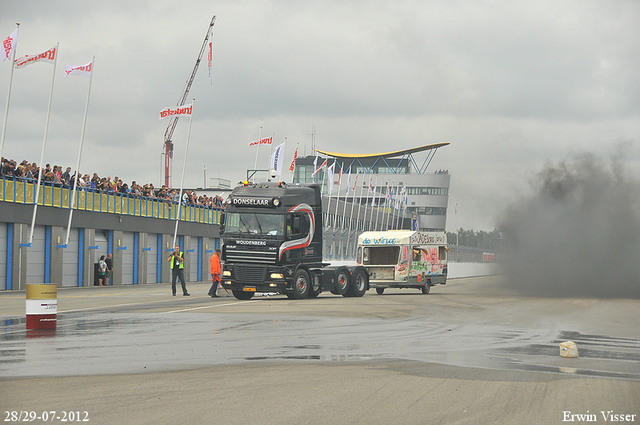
[[1, 157, 225, 209]]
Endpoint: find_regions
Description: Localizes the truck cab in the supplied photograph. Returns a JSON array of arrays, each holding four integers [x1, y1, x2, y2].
[[356, 230, 447, 294]]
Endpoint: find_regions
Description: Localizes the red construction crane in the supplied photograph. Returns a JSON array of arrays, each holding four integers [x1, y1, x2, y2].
[[163, 15, 216, 187]]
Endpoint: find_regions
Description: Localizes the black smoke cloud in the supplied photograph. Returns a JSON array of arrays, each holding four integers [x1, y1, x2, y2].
[[498, 150, 640, 298]]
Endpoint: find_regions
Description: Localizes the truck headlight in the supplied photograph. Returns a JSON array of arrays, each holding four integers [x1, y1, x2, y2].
[[222, 270, 231, 277], [270, 273, 284, 279]]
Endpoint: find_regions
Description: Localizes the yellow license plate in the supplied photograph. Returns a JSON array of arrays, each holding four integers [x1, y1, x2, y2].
[[243, 287, 256, 292]]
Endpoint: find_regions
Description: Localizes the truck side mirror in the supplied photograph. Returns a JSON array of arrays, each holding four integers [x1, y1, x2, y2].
[[219, 213, 226, 235]]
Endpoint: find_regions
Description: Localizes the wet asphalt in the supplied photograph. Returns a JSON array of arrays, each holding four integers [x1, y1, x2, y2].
[[1, 276, 639, 424]]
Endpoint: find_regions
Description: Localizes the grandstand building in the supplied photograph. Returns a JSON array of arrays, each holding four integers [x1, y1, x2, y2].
[[293, 143, 450, 232]]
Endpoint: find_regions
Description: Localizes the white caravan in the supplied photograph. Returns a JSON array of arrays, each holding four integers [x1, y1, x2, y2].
[[356, 230, 448, 295]]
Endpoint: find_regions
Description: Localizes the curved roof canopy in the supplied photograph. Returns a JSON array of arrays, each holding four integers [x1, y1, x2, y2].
[[315, 142, 449, 160]]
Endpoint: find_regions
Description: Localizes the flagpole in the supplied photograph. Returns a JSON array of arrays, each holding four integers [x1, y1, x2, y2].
[[29, 42, 59, 244], [252, 126, 262, 180], [322, 160, 330, 229], [357, 174, 366, 232], [290, 142, 298, 183], [268, 134, 278, 173], [65, 55, 95, 246], [389, 184, 396, 230], [332, 163, 343, 231], [397, 185, 404, 229], [0, 23, 19, 163], [362, 175, 371, 231], [340, 167, 350, 226], [172, 98, 195, 248], [375, 177, 382, 231], [345, 172, 358, 259], [392, 184, 401, 230], [386, 184, 395, 231]]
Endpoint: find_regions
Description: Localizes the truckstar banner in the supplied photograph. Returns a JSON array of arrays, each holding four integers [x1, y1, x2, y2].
[[64, 61, 93, 78], [159, 104, 193, 120], [249, 136, 272, 147], [2, 29, 18, 61], [15, 46, 57, 68]]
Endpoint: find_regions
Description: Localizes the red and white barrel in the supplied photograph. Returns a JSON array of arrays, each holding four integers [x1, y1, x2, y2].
[[26, 284, 57, 330]]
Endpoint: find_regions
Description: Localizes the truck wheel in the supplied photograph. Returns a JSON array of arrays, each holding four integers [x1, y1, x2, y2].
[[376, 287, 384, 295], [334, 268, 350, 295], [345, 269, 367, 297], [233, 290, 255, 300], [292, 269, 310, 299]]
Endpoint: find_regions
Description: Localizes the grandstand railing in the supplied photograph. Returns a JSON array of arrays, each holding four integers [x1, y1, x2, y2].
[[0, 177, 223, 225]]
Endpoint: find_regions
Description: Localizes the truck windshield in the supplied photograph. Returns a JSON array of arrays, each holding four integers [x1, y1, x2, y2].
[[224, 212, 284, 236]]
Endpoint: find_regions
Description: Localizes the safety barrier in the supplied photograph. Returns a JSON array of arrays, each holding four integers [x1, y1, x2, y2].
[[0, 177, 222, 225]]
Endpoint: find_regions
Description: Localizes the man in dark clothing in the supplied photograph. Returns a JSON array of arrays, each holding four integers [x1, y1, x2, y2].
[[105, 253, 113, 286], [168, 245, 189, 296]]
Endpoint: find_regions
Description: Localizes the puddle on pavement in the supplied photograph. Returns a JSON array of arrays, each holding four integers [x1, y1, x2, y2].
[[1, 313, 639, 381]]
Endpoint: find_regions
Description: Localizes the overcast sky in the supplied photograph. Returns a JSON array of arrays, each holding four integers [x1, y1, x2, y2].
[[1, 0, 639, 231]]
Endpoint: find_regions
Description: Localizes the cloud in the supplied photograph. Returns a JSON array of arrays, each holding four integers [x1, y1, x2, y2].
[[1, 0, 640, 231]]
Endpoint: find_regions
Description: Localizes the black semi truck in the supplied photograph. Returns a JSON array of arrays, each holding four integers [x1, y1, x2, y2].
[[220, 180, 369, 300]]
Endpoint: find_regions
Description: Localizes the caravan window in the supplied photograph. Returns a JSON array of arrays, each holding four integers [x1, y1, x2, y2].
[[362, 246, 399, 265], [439, 246, 447, 261], [400, 246, 410, 264]]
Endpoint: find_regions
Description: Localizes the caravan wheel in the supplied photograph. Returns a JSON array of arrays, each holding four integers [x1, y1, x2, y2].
[[421, 277, 431, 294]]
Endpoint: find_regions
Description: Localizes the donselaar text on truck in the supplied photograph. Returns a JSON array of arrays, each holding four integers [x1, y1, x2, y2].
[[219, 181, 369, 300], [357, 230, 448, 294]]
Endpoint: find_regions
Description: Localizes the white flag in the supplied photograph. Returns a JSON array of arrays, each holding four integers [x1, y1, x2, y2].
[[159, 104, 193, 120], [270, 142, 285, 176], [327, 162, 336, 194], [371, 186, 377, 207], [64, 61, 93, 78], [2, 29, 18, 61], [345, 167, 351, 196], [15, 46, 57, 69]]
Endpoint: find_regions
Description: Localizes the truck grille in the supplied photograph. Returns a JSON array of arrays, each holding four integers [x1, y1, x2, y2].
[[225, 246, 277, 264], [235, 264, 268, 285]]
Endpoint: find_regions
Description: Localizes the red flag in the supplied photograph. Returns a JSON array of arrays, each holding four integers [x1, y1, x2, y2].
[[288, 147, 298, 172]]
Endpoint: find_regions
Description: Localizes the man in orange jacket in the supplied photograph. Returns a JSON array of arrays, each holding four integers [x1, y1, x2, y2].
[[208, 249, 221, 297]]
